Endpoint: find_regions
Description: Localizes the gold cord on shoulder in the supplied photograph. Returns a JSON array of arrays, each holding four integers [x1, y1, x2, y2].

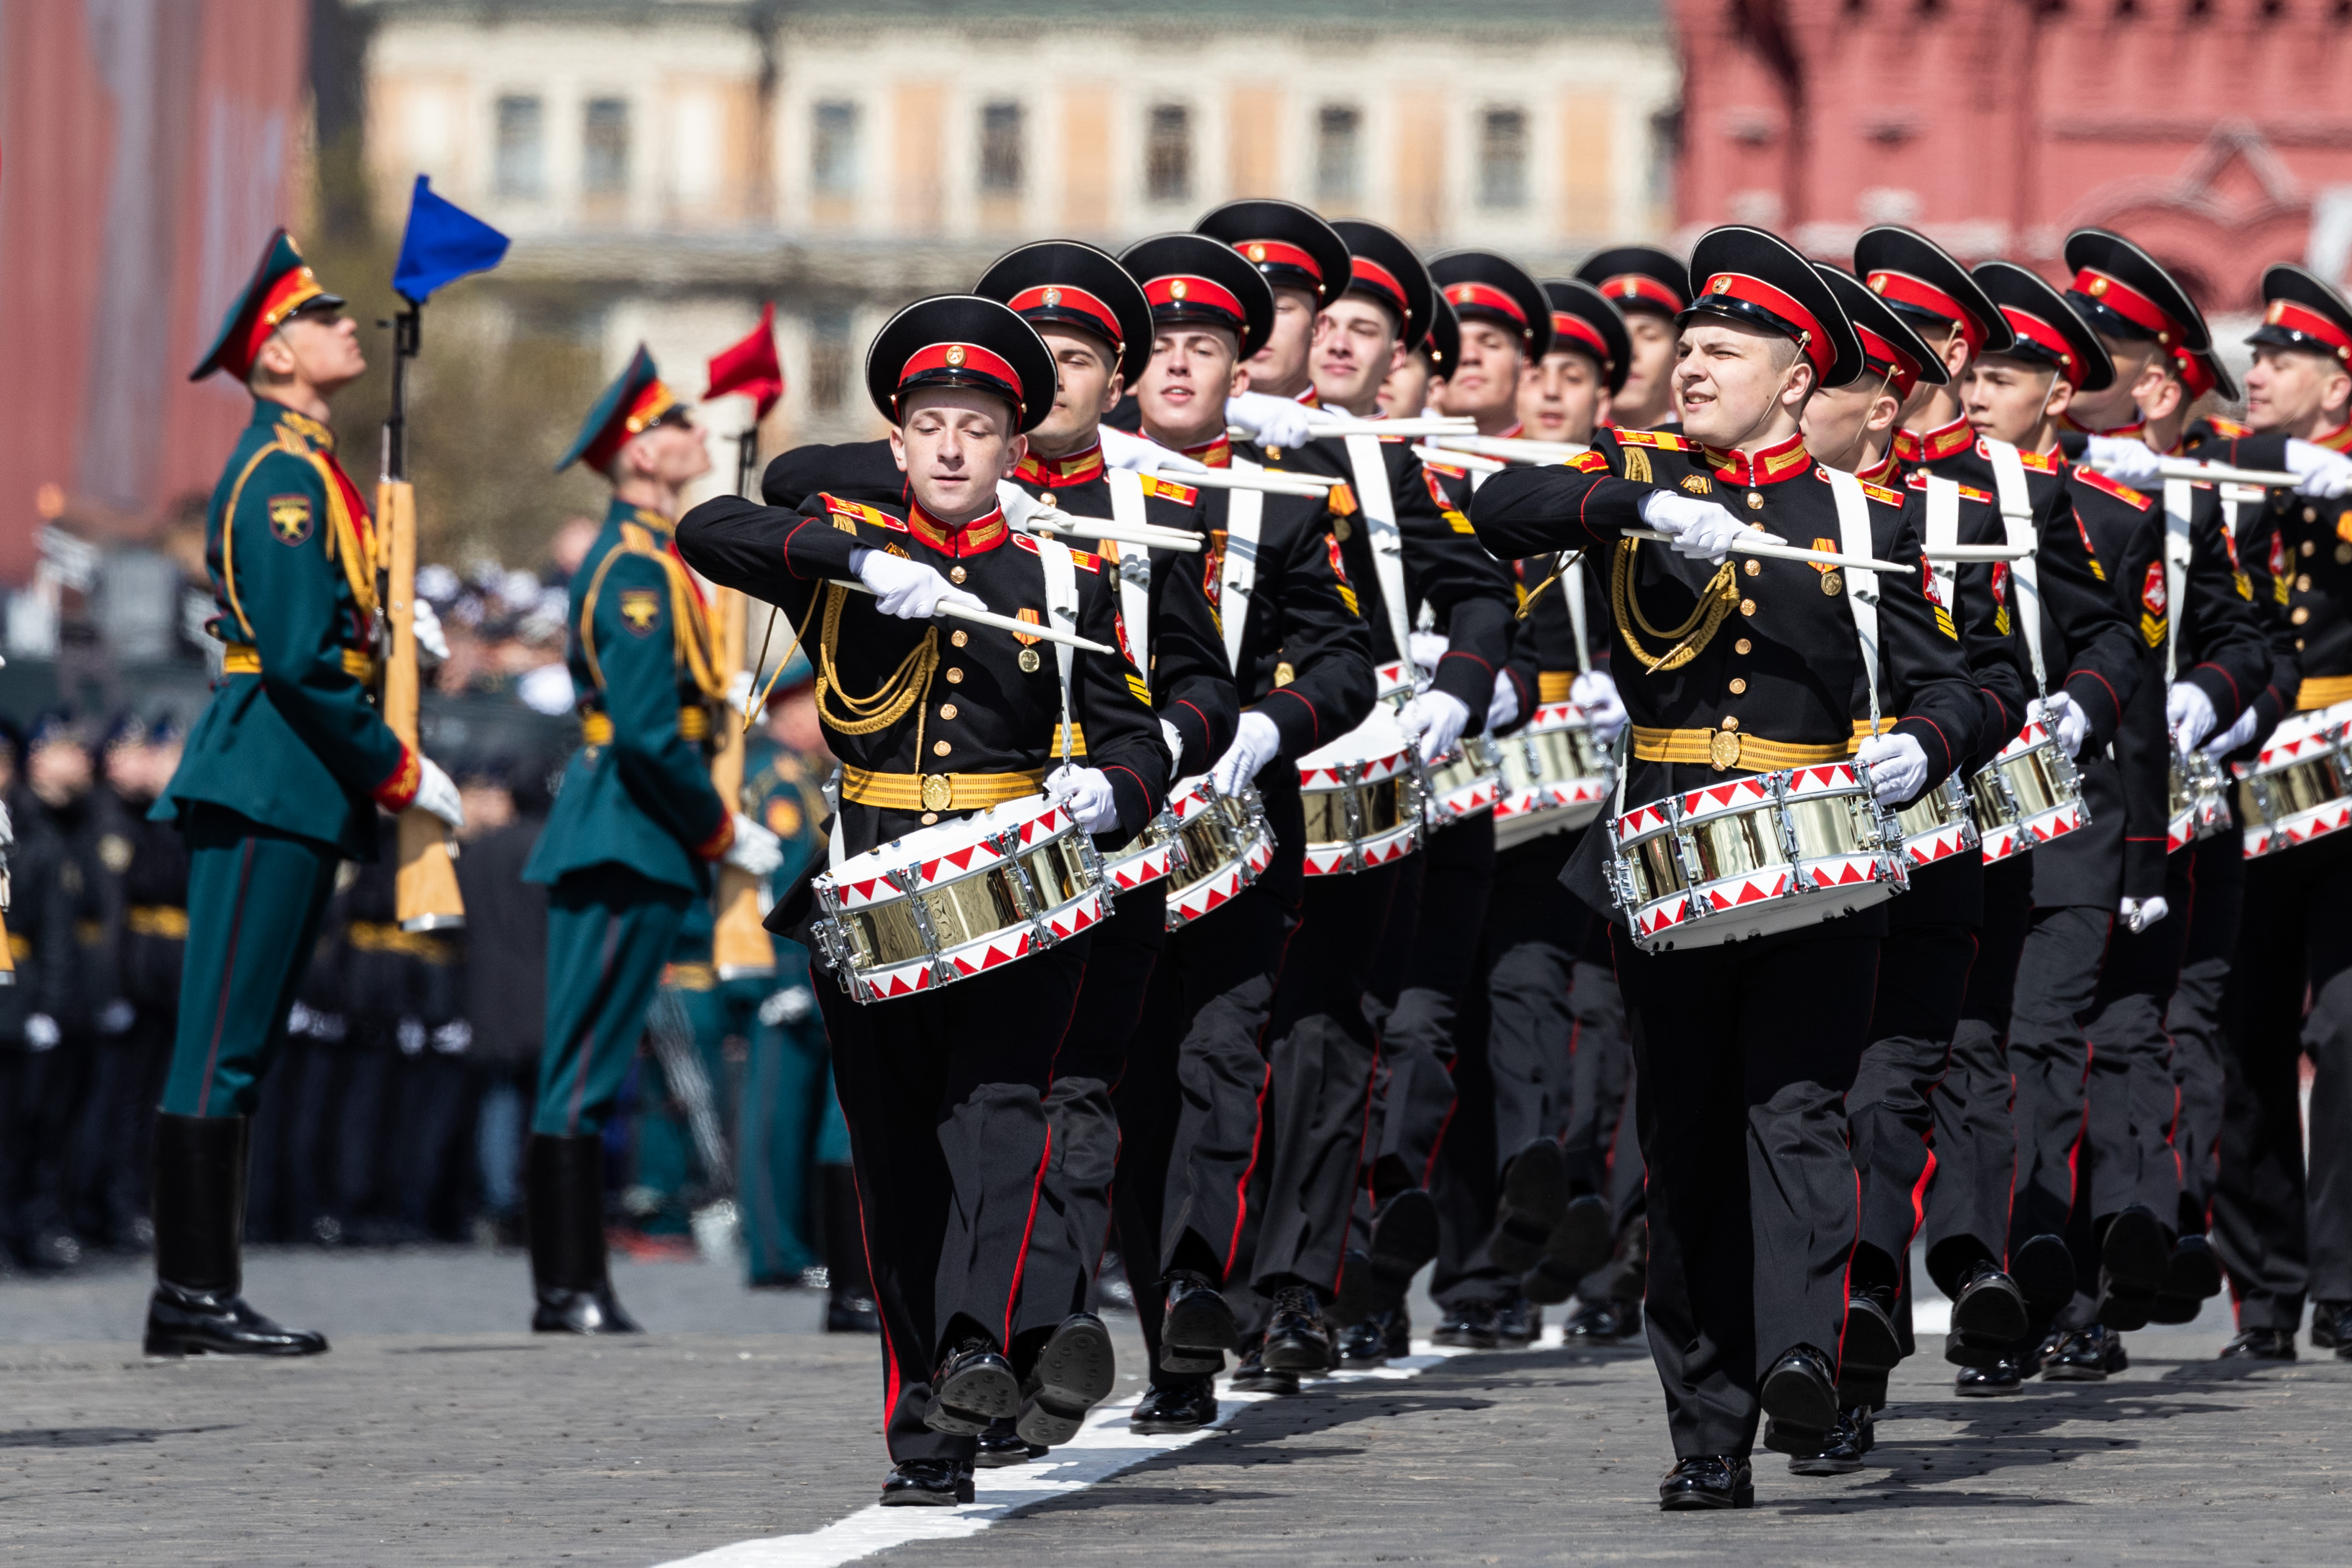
[[1610, 538, 1738, 673]]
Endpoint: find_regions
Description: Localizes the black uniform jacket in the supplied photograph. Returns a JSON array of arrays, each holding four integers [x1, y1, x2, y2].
[[1471, 427, 1982, 927], [676, 489, 1170, 876]]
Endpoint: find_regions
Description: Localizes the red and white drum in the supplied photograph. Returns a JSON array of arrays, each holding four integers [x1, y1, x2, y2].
[[1491, 701, 1612, 850], [808, 794, 1106, 1003], [1893, 774, 1980, 868], [1298, 707, 1425, 877], [1967, 720, 2090, 863], [1162, 775, 1277, 929], [1605, 763, 1909, 953], [1424, 734, 1504, 824], [2167, 749, 2232, 853], [2236, 702, 2352, 858]]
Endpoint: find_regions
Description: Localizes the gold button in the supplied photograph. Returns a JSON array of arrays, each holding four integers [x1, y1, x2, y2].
[[1746, 492, 1763, 509], [939, 703, 958, 720], [1743, 559, 1761, 577], [1729, 677, 1748, 695], [1740, 598, 1757, 616], [946, 666, 964, 684], [952, 629, 970, 647], [1720, 715, 1739, 731], [2307, 506, 2321, 523], [949, 565, 968, 584], [2297, 637, 2308, 650], [2298, 574, 2313, 593], [920, 812, 939, 825], [2292, 606, 2311, 625], [2338, 543, 2352, 565], [933, 739, 953, 755], [1735, 637, 1753, 654], [2303, 540, 2317, 557]]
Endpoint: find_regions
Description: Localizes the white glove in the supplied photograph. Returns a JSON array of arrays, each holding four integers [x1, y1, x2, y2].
[[1160, 717, 1185, 774], [1638, 489, 1747, 564], [412, 757, 466, 831], [1408, 630, 1451, 676], [1211, 710, 1283, 796], [997, 482, 1057, 532], [2084, 434, 2165, 488], [1225, 391, 1324, 450], [412, 596, 451, 661], [2029, 691, 2088, 759], [1488, 671, 1522, 734], [1856, 731, 1930, 805], [23, 1013, 58, 1050], [848, 547, 988, 621], [725, 813, 783, 876], [2120, 895, 2171, 934], [2285, 438, 2352, 499], [1047, 764, 1121, 834], [1571, 669, 1626, 742], [2166, 683, 2218, 752], [2203, 703, 2261, 757], [1399, 690, 1472, 764], [724, 668, 757, 721], [1100, 425, 1210, 477]]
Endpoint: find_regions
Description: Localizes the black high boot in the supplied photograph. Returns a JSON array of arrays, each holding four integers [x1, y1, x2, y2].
[[821, 1163, 879, 1333], [144, 1114, 328, 1357], [527, 1133, 640, 1334]]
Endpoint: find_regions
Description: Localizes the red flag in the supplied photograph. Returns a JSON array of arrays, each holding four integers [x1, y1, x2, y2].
[[705, 302, 784, 419]]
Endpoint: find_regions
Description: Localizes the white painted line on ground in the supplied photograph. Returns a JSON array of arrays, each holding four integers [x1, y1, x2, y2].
[[651, 1344, 1476, 1568]]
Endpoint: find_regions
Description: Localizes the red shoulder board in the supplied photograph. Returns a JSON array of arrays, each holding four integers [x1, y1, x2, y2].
[[821, 493, 905, 531], [1568, 450, 1610, 474], [2206, 417, 2253, 439], [1901, 472, 1993, 503], [1139, 475, 1198, 506], [2013, 448, 2058, 474], [1421, 458, 1470, 481], [2072, 467, 2154, 511], [1614, 428, 1689, 451], [1859, 479, 1903, 507], [1071, 550, 1101, 573]]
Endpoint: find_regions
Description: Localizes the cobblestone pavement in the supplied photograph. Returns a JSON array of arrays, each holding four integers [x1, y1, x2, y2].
[[2, 1251, 2344, 1567]]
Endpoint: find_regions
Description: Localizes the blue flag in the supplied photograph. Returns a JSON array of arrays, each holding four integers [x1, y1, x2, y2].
[[392, 175, 510, 304]]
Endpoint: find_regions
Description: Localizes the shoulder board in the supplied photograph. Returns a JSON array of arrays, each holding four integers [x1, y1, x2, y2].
[[1010, 533, 1100, 571], [1859, 479, 1903, 507], [2071, 467, 2153, 509], [1325, 481, 1358, 517], [821, 493, 905, 531], [2206, 417, 2253, 439], [2013, 448, 2058, 474], [1139, 474, 1198, 506], [1900, 473, 1992, 503], [1613, 428, 1689, 451]]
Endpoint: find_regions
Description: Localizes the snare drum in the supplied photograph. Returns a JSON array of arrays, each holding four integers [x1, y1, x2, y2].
[[1298, 707, 1425, 877], [808, 794, 1106, 1003], [2166, 749, 2232, 853], [1163, 776, 1278, 929], [1967, 720, 2090, 863], [1491, 701, 1613, 850], [1102, 807, 1188, 897], [1605, 763, 1909, 952], [1893, 774, 1980, 868], [2235, 701, 2352, 858], [1425, 733, 1504, 824]]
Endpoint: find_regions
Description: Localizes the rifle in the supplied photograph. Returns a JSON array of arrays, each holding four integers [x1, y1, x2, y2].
[[710, 424, 776, 981]]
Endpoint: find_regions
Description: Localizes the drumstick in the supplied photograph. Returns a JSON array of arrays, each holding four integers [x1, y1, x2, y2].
[[1018, 511, 1205, 553], [2105, 457, 2304, 489], [1306, 416, 1481, 440], [1922, 543, 2035, 561], [1412, 443, 1508, 474], [827, 580, 1118, 654], [1428, 432, 1591, 464], [1179, 468, 1340, 497], [1623, 528, 1906, 574]]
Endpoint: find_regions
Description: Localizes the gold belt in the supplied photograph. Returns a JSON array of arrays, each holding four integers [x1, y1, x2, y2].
[[1538, 671, 1576, 704], [840, 765, 1046, 813], [1631, 724, 1854, 772], [2297, 674, 2352, 711], [128, 905, 190, 939], [582, 707, 711, 745], [222, 642, 375, 681]]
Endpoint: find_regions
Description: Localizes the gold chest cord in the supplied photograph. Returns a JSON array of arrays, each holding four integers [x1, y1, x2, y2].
[[1611, 538, 1738, 673], [815, 582, 941, 790]]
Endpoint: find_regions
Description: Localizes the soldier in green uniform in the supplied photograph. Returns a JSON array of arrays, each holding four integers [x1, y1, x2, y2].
[[147, 230, 467, 1357], [521, 348, 783, 1333]]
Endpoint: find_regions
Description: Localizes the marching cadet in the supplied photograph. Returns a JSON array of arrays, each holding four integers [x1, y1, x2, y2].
[[680, 297, 1169, 1503], [1474, 227, 1982, 1509], [520, 348, 784, 1334], [147, 230, 466, 1355], [1574, 245, 1691, 433], [1104, 232, 1375, 1421]]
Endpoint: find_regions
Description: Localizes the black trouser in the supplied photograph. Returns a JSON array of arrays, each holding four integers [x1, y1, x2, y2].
[[0, 1042, 90, 1262], [1012, 885, 1161, 1350], [2081, 846, 2200, 1240], [1924, 856, 2031, 1294], [2164, 831, 2241, 1234], [1617, 919, 1876, 1460], [818, 941, 1082, 1466], [68, 1015, 171, 1247], [1564, 912, 1642, 1227], [1251, 858, 1407, 1299], [2004, 903, 2119, 1321], [2215, 835, 2352, 1330]]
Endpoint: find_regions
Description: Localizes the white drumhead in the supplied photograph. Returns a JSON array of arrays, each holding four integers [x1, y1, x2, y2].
[[1299, 704, 1411, 772], [832, 791, 1056, 877]]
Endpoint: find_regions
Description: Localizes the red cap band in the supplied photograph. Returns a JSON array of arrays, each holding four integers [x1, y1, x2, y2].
[[2267, 298, 2352, 359], [1348, 255, 1409, 318], [1444, 281, 1529, 329], [1854, 324, 1921, 401], [1236, 239, 1323, 284], [1700, 271, 1834, 378], [1998, 307, 2085, 385], [585, 378, 682, 471], [2071, 267, 2183, 344], [899, 341, 1022, 400], [2172, 344, 2218, 399], [1598, 272, 1683, 312], [239, 266, 328, 378], [1865, 270, 1983, 355], [1550, 311, 1614, 369], [1006, 284, 1125, 348], [1144, 274, 1246, 322]]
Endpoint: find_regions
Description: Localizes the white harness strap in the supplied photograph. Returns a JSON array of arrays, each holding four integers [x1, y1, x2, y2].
[[1218, 458, 1265, 675], [2162, 477, 2193, 686], [1104, 467, 1153, 687], [1564, 555, 1591, 676], [1344, 434, 1414, 667], [1923, 474, 1961, 624], [1984, 437, 2048, 699], [1037, 534, 1080, 764], [1824, 467, 1884, 735]]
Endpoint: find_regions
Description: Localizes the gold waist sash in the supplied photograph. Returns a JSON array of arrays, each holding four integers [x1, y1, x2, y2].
[[222, 642, 375, 682], [2297, 674, 2352, 711], [582, 707, 711, 745], [1538, 671, 1576, 704], [839, 766, 1046, 813], [1630, 725, 1854, 772]]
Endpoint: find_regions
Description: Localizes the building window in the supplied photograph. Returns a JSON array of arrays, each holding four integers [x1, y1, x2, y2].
[[1477, 107, 1528, 210], [1315, 105, 1360, 204], [495, 95, 544, 198], [981, 101, 1024, 193], [583, 97, 631, 196], [808, 311, 852, 413], [813, 100, 860, 197], [1147, 104, 1192, 203]]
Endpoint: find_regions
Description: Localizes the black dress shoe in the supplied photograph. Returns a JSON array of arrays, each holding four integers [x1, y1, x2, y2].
[[1432, 1299, 1500, 1350], [2168, 1234, 2223, 1301], [2313, 1302, 2352, 1356], [1130, 1375, 1218, 1432], [1488, 1139, 1570, 1275], [924, 1339, 1020, 1435], [1760, 1345, 1840, 1436], [1949, 1257, 2029, 1348], [2041, 1323, 2126, 1382], [2011, 1232, 2076, 1316], [827, 1291, 881, 1333], [1364, 1188, 1440, 1315], [2218, 1326, 2297, 1361], [975, 1419, 1037, 1468], [1542, 1192, 1616, 1282], [144, 1279, 329, 1358], [1228, 1335, 1300, 1395], [1160, 1269, 1239, 1374], [1377, 1304, 1413, 1360], [2097, 1271, 2157, 1334], [1563, 1295, 1643, 1342], [1017, 1312, 1117, 1446], [1840, 1291, 1902, 1381], [1522, 1255, 1581, 1305], [2101, 1205, 2172, 1294], [1954, 1356, 2024, 1395], [1658, 1453, 1754, 1510], [1495, 1293, 1542, 1347], [1943, 1328, 2011, 1370], [1783, 1406, 1872, 1475], [880, 1457, 974, 1505], [1261, 1284, 1335, 1372], [1337, 1315, 1387, 1367]]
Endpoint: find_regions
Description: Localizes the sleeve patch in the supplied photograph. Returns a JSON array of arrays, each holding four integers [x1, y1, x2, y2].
[[1325, 535, 1360, 616], [265, 494, 313, 546], [1568, 449, 1611, 474], [618, 587, 664, 636], [1423, 467, 1455, 508], [1443, 508, 1475, 535], [1140, 475, 1198, 506]]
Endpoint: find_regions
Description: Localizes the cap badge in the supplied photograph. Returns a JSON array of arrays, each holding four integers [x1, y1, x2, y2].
[[1247, 244, 1267, 263], [1170, 280, 1189, 299], [945, 344, 967, 367], [1042, 287, 1062, 306], [2088, 277, 2109, 297], [1709, 274, 1733, 294]]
